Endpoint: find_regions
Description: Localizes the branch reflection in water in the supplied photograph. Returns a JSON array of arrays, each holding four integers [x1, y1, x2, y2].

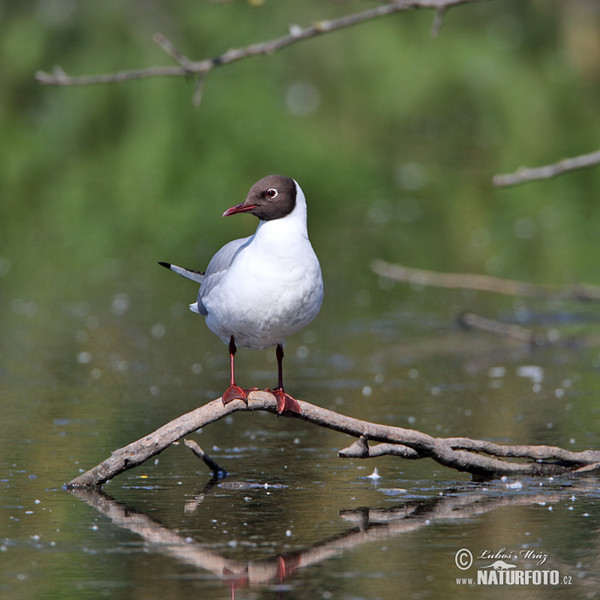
[[69, 482, 594, 597]]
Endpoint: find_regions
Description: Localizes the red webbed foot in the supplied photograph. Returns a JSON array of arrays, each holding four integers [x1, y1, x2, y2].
[[268, 388, 302, 415], [221, 385, 248, 405]]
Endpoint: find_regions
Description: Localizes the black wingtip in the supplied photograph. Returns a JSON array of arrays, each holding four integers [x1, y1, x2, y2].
[[158, 261, 172, 270]]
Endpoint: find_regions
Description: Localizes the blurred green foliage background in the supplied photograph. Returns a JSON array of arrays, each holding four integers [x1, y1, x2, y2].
[[2, 0, 600, 311]]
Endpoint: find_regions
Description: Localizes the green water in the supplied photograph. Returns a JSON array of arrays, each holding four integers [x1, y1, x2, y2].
[[3, 1, 600, 598]]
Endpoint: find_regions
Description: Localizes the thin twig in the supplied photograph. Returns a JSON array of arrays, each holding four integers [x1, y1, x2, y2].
[[66, 391, 600, 488], [36, 0, 483, 94], [192, 73, 207, 107], [152, 33, 194, 70], [430, 6, 446, 36], [493, 149, 600, 187], [183, 439, 228, 479], [371, 259, 600, 301]]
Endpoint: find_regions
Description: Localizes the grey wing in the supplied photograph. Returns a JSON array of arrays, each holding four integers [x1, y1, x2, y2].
[[194, 236, 252, 315]]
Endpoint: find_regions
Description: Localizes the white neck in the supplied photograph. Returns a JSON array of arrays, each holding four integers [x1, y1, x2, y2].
[[253, 180, 309, 245]]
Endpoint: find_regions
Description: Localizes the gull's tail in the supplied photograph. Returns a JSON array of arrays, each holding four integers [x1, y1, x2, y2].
[[158, 261, 205, 284]]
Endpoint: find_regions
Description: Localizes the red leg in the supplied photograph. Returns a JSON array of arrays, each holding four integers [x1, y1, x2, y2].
[[221, 336, 248, 405], [276, 554, 301, 583], [269, 344, 302, 414]]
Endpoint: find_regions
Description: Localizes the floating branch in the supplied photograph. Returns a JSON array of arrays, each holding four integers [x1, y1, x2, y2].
[[66, 391, 600, 488], [36, 0, 483, 104], [457, 311, 548, 346], [493, 149, 600, 187], [371, 259, 600, 301]]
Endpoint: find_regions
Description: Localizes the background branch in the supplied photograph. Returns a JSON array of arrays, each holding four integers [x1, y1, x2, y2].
[[371, 258, 600, 301], [67, 391, 600, 488], [493, 149, 600, 187], [35, 0, 482, 103], [457, 311, 548, 346]]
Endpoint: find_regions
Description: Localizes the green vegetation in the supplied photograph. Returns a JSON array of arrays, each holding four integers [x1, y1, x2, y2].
[[2, 1, 600, 298]]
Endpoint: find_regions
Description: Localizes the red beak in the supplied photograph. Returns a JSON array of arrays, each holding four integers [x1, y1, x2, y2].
[[222, 202, 257, 218]]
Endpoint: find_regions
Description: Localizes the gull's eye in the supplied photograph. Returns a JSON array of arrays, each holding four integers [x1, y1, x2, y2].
[[266, 188, 278, 199]]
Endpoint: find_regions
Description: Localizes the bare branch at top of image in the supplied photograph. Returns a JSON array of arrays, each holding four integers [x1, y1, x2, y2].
[[35, 0, 484, 105]]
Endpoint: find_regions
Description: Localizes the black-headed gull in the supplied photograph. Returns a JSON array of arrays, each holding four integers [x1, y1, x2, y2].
[[159, 175, 323, 414]]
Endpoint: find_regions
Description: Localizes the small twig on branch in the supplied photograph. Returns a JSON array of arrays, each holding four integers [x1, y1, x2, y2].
[[36, 0, 483, 102], [66, 391, 600, 488], [183, 439, 228, 479], [371, 259, 600, 301], [430, 6, 447, 36], [152, 33, 194, 71], [493, 149, 600, 187], [339, 435, 422, 459], [192, 73, 208, 107]]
